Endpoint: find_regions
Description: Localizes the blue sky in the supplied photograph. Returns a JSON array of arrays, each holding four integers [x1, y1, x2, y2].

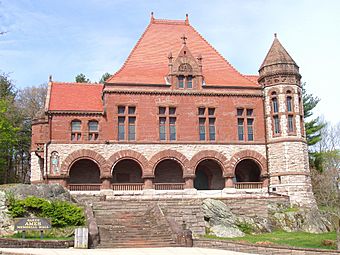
[[1, 0, 339, 124]]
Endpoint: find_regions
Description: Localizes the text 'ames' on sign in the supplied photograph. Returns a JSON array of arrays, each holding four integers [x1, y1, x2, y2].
[[15, 218, 51, 231]]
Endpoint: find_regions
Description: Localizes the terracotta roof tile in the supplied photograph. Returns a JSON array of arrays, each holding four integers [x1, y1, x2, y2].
[[107, 18, 258, 87], [260, 35, 297, 70], [48, 82, 103, 112], [244, 75, 259, 84]]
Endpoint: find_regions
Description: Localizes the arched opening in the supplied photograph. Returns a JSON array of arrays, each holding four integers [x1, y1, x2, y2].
[[154, 159, 184, 183], [69, 159, 101, 184], [194, 159, 224, 190], [154, 159, 184, 189], [234, 159, 261, 182], [112, 159, 143, 183]]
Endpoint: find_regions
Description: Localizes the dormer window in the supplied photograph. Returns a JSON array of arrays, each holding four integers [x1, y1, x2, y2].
[[178, 75, 184, 88], [187, 76, 193, 88], [167, 36, 203, 89]]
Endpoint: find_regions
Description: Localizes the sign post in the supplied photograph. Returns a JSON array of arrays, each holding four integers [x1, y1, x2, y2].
[[14, 218, 51, 239]]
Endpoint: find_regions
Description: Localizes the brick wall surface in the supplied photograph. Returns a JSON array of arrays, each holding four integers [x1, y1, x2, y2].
[[0, 237, 73, 248]]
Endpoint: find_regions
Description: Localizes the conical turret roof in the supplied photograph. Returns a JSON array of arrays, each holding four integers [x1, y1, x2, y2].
[[260, 34, 297, 70]]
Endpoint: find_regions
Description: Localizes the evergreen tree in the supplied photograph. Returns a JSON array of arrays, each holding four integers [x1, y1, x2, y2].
[[75, 73, 90, 83], [302, 83, 326, 171], [99, 72, 111, 83]]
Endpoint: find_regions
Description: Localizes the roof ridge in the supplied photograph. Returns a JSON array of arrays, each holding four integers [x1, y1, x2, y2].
[[107, 22, 153, 83], [152, 18, 187, 25], [51, 81, 103, 86], [189, 25, 258, 86]]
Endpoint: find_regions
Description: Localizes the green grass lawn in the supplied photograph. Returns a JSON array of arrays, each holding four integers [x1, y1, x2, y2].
[[205, 231, 337, 250]]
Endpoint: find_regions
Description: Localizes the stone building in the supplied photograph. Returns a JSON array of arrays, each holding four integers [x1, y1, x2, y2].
[[31, 14, 315, 205]]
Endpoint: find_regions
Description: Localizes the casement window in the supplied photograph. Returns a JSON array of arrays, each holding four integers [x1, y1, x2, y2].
[[237, 118, 244, 141], [198, 107, 215, 141], [177, 75, 194, 89], [237, 108, 254, 141], [71, 120, 81, 141], [117, 106, 136, 141], [270, 91, 280, 135], [178, 75, 184, 88], [286, 96, 293, 112], [88, 120, 99, 141], [288, 115, 294, 133], [274, 115, 280, 134], [285, 90, 296, 134], [158, 106, 176, 141]]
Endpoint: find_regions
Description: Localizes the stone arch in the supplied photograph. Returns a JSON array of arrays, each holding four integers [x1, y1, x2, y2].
[[149, 150, 189, 176], [189, 150, 228, 176], [107, 150, 149, 175], [60, 149, 108, 177], [228, 150, 267, 176], [267, 87, 279, 96]]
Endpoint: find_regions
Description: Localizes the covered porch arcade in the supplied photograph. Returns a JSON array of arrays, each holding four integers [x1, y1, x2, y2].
[[54, 149, 268, 193]]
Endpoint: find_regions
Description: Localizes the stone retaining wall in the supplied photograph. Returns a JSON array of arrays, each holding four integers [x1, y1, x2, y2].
[[0, 237, 74, 248], [220, 195, 289, 218], [194, 238, 340, 255]]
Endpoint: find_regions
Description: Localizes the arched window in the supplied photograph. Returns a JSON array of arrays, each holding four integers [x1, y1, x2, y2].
[[270, 91, 280, 135], [71, 120, 81, 141], [272, 97, 278, 113], [286, 90, 293, 112], [88, 120, 99, 141]]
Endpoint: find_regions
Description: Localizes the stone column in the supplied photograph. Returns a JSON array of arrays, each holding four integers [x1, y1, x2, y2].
[[261, 174, 269, 187], [60, 177, 68, 188], [183, 174, 195, 189], [224, 174, 234, 188], [100, 173, 112, 190], [101, 178, 112, 190], [143, 175, 154, 189]]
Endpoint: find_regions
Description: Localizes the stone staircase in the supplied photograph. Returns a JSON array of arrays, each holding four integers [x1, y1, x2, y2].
[[85, 198, 205, 248]]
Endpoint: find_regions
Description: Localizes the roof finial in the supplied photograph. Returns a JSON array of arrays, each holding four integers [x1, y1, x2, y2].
[[181, 34, 187, 45], [185, 13, 189, 25], [49, 74, 52, 82], [150, 12, 154, 23], [274, 33, 277, 38]]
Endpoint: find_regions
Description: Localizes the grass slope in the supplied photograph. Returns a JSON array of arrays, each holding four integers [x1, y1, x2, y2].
[[205, 231, 337, 250]]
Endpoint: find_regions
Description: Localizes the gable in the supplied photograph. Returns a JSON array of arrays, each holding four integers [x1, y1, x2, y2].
[[107, 18, 258, 87]]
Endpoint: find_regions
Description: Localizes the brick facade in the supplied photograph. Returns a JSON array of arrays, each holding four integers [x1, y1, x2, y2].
[[31, 15, 315, 206]]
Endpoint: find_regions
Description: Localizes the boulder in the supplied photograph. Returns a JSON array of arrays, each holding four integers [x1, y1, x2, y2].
[[271, 209, 332, 233], [0, 191, 14, 236], [202, 198, 244, 238], [6, 184, 71, 201], [210, 225, 244, 238]]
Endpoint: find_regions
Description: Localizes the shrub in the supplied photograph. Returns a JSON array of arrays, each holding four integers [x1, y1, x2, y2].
[[6, 196, 85, 227], [236, 222, 254, 234]]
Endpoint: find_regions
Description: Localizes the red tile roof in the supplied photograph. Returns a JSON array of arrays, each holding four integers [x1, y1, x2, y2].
[[244, 75, 259, 84], [107, 18, 258, 87], [48, 82, 103, 112], [260, 36, 297, 70]]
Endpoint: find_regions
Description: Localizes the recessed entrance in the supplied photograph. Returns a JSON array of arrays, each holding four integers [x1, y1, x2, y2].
[[234, 159, 261, 182], [69, 159, 101, 184], [154, 159, 184, 183], [194, 159, 224, 190], [112, 159, 143, 183]]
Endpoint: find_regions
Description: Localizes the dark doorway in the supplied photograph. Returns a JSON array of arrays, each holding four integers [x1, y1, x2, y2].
[[235, 159, 261, 182], [154, 159, 184, 183], [112, 159, 143, 183], [69, 159, 101, 184], [194, 159, 224, 190]]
